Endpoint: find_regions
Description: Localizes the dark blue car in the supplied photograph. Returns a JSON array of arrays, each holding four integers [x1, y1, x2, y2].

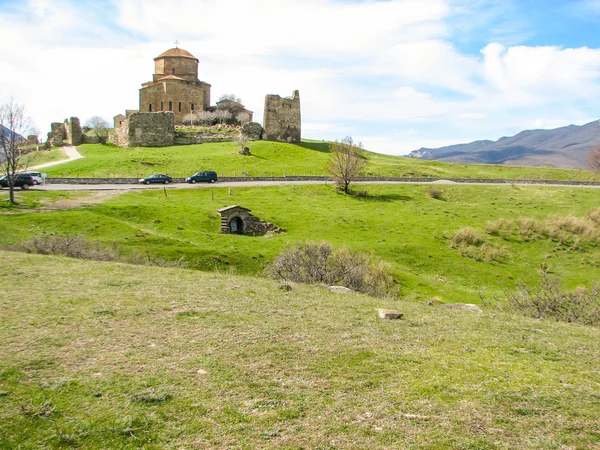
[[139, 174, 173, 185]]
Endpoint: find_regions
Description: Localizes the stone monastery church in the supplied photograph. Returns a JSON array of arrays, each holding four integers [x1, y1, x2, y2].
[[139, 47, 212, 123]]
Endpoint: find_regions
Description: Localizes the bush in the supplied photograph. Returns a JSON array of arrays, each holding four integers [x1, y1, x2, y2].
[[451, 228, 484, 247], [269, 241, 394, 297], [16, 234, 120, 261], [485, 218, 515, 238], [503, 270, 600, 326], [589, 207, 600, 225], [9, 234, 188, 268], [544, 214, 597, 243], [517, 217, 544, 241], [427, 186, 444, 200]]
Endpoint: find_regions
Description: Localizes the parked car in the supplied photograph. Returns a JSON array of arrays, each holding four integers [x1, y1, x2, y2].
[[0, 173, 34, 190], [138, 174, 173, 185], [185, 171, 218, 183], [23, 172, 43, 185]]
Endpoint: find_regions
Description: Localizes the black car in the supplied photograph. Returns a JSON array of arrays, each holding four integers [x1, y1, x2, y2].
[[0, 174, 34, 190], [185, 171, 218, 183], [139, 174, 173, 185]]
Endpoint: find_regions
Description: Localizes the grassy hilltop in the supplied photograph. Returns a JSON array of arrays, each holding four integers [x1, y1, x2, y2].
[[1, 252, 599, 449], [40, 141, 600, 181]]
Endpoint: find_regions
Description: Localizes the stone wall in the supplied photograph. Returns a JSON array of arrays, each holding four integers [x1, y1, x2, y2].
[[174, 131, 234, 145], [263, 90, 301, 143], [127, 112, 175, 147], [47, 122, 66, 147], [65, 117, 83, 146]]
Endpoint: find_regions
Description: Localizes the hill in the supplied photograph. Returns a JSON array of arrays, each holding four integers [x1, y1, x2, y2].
[[41, 141, 599, 181], [1, 184, 599, 303], [407, 120, 600, 169], [1, 251, 599, 448]]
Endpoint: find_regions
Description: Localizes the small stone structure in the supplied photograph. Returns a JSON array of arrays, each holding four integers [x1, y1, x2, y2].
[[47, 122, 66, 147], [217, 205, 282, 236], [263, 90, 301, 143], [111, 112, 175, 147]]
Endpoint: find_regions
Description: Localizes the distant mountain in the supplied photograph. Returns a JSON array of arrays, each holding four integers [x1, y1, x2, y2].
[[407, 120, 600, 169]]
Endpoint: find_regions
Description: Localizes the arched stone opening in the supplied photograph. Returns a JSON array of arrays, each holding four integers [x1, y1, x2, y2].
[[229, 217, 244, 234]]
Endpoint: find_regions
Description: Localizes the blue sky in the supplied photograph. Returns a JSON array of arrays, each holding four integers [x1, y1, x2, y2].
[[1, 0, 600, 154]]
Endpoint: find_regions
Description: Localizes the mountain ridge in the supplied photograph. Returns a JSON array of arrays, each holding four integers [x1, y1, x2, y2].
[[407, 120, 600, 169]]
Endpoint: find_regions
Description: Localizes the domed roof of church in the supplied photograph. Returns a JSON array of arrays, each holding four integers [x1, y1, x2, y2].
[[155, 47, 198, 61]]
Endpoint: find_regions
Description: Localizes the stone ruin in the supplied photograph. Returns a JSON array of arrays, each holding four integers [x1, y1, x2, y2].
[[217, 205, 283, 236], [110, 111, 175, 148], [263, 90, 301, 143], [46, 117, 84, 148]]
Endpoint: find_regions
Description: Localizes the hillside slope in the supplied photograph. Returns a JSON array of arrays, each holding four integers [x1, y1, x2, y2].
[[408, 120, 600, 169], [1, 252, 599, 449]]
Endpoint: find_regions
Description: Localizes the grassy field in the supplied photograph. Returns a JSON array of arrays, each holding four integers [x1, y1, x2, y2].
[[25, 147, 68, 167], [40, 142, 600, 181], [1, 252, 599, 449], [1, 183, 598, 303]]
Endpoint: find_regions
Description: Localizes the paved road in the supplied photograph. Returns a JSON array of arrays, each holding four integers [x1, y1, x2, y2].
[[29, 146, 84, 170], [32, 179, 600, 191]]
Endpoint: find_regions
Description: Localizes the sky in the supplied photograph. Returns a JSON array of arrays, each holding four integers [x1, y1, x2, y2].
[[1, 0, 600, 155]]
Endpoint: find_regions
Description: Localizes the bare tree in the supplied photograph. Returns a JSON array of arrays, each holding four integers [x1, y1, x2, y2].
[[218, 93, 243, 104], [236, 133, 250, 155], [588, 144, 600, 173], [85, 116, 110, 144], [236, 111, 251, 125], [326, 136, 367, 194], [0, 98, 34, 204]]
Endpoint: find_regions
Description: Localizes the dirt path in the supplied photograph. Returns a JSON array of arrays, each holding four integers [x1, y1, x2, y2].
[[29, 145, 84, 170]]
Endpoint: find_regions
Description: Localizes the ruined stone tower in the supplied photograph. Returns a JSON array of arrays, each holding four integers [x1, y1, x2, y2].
[[139, 47, 211, 124], [263, 90, 301, 143]]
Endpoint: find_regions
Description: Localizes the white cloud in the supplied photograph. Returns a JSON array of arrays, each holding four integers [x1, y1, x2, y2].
[[1, 0, 600, 156]]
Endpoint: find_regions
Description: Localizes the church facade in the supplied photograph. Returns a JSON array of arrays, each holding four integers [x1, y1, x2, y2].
[[139, 47, 211, 123]]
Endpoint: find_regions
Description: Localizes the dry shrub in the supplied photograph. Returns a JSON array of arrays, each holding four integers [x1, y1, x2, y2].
[[11, 234, 188, 268], [451, 227, 506, 262], [451, 228, 484, 247], [504, 270, 600, 326], [269, 241, 393, 297], [589, 207, 600, 226], [17, 234, 120, 261], [427, 186, 444, 200], [544, 214, 598, 243], [517, 217, 544, 241], [485, 218, 515, 238]]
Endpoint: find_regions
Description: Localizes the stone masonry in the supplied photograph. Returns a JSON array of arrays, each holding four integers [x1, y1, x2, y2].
[[217, 205, 282, 236], [65, 117, 83, 146], [263, 90, 301, 143], [124, 112, 175, 147]]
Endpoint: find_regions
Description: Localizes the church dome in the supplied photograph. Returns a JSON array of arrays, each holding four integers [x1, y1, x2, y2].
[[155, 47, 198, 61]]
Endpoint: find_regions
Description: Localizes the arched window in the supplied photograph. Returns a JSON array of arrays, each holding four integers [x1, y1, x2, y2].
[[178, 102, 181, 112], [149, 104, 152, 112], [168, 101, 172, 111], [172, 67, 175, 74], [191, 103, 195, 112], [160, 102, 163, 111]]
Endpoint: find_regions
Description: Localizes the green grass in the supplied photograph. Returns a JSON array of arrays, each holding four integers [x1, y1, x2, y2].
[[41, 142, 600, 181], [25, 147, 67, 167], [1, 184, 598, 303], [1, 252, 599, 448]]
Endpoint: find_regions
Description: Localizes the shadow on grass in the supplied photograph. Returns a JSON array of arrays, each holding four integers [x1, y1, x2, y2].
[[351, 193, 413, 203], [298, 141, 330, 153]]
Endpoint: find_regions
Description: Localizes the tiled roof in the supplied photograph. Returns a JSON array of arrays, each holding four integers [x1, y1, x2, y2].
[[155, 47, 198, 60]]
